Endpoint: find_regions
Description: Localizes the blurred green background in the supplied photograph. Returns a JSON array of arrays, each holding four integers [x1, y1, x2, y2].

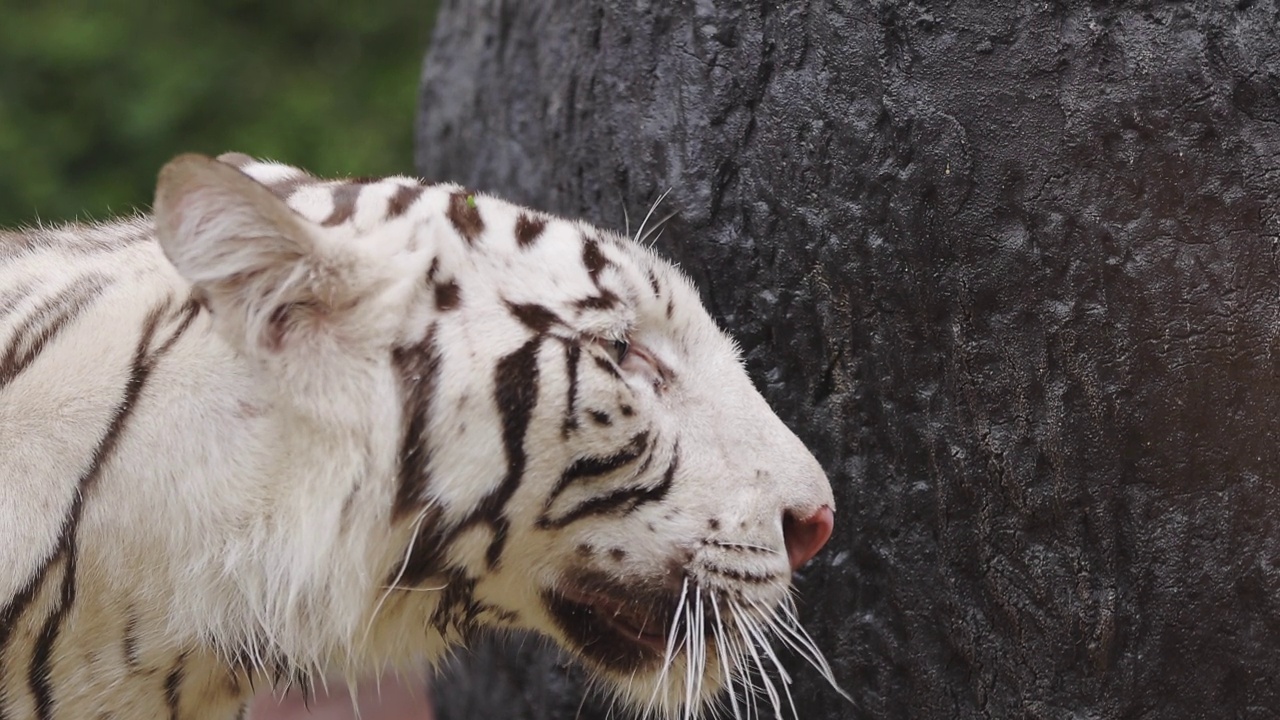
[[0, 0, 438, 227]]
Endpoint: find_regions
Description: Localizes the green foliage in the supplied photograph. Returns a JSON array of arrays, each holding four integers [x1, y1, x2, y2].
[[0, 0, 437, 226]]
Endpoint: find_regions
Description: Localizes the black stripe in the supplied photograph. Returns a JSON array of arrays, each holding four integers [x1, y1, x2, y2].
[[622, 450, 677, 515], [702, 564, 780, 584], [545, 432, 650, 506], [80, 302, 170, 495], [479, 338, 541, 567], [0, 275, 109, 390], [389, 505, 446, 587], [0, 533, 61, 720], [591, 354, 622, 379], [265, 173, 315, 202], [387, 184, 425, 218], [395, 336, 547, 579], [429, 569, 480, 637], [540, 450, 678, 529], [447, 191, 484, 244], [29, 553, 74, 720], [158, 298, 201, 356], [339, 488, 360, 534], [1, 226, 148, 262], [561, 343, 581, 438], [0, 544, 54, 656], [582, 236, 609, 281], [164, 656, 185, 720], [123, 611, 141, 670], [23, 299, 184, 716], [514, 213, 547, 248], [434, 280, 460, 312], [391, 325, 443, 520], [506, 302, 561, 333], [572, 290, 619, 311], [0, 281, 35, 319], [322, 183, 365, 226]]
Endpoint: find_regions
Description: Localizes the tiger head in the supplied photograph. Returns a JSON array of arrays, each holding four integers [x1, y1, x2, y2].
[[153, 154, 838, 717]]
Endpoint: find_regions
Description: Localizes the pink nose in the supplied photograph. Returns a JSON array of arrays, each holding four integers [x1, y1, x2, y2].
[[783, 505, 834, 571]]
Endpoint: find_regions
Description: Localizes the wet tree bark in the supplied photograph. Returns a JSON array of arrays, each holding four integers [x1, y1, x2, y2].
[[417, 2, 1280, 718]]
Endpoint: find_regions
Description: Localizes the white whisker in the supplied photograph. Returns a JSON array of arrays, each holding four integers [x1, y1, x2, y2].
[[632, 189, 673, 248], [739, 611, 798, 720], [753, 599, 845, 696], [753, 602, 826, 676], [638, 210, 679, 248], [361, 508, 433, 649], [379, 583, 447, 593], [693, 586, 707, 712], [650, 577, 689, 715], [730, 605, 781, 720], [683, 595, 696, 720], [710, 596, 744, 720], [720, 611, 759, 720]]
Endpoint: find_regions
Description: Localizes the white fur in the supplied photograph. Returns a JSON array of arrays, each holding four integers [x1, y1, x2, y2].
[[0, 154, 837, 719]]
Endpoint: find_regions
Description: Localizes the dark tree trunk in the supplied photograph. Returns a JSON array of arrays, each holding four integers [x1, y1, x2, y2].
[[416, 2, 1280, 718]]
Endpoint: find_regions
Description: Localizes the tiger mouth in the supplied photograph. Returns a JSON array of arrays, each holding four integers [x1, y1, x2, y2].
[[544, 579, 679, 673]]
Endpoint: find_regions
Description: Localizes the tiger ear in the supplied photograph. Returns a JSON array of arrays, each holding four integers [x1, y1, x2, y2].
[[154, 153, 360, 354]]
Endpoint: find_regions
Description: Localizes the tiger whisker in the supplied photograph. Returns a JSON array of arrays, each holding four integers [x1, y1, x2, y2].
[[693, 586, 707, 714], [757, 599, 850, 701], [751, 602, 825, 675], [623, 669, 639, 716], [719, 608, 759, 720], [752, 598, 837, 685], [573, 677, 593, 720], [632, 189, 673, 248], [638, 211, 679, 249], [649, 577, 688, 715], [378, 583, 448, 593], [346, 678, 364, 720], [709, 596, 743, 720], [730, 604, 782, 720], [682, 593, 696, 720], [360, 507, 435, 650], [738, 609, 798, 720], [742, 618, 791, 686]]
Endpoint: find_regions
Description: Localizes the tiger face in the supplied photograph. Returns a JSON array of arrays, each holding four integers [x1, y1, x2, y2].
[[153, 154, 838, 717]]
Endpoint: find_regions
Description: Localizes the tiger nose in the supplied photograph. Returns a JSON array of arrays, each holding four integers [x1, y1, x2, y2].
[[782, 505, 834, 571]]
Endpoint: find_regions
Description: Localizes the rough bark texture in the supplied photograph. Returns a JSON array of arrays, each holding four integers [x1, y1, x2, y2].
[[417, 2, 1280, 718]]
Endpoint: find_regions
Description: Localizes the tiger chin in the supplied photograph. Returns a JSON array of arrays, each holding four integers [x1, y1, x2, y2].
[[0, 152, 840, 719]]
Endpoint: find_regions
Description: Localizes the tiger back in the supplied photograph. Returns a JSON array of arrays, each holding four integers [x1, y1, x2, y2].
[[0, 153, 839, 719]]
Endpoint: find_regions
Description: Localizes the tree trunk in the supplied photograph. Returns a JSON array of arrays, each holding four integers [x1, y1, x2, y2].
[[416, 2, 1280, 718]]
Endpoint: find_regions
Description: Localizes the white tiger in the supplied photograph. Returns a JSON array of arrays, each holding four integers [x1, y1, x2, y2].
[[0, 153, 840, 719]]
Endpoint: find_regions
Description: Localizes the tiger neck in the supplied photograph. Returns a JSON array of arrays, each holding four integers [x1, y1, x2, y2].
[[127, 316, 448, 675]]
